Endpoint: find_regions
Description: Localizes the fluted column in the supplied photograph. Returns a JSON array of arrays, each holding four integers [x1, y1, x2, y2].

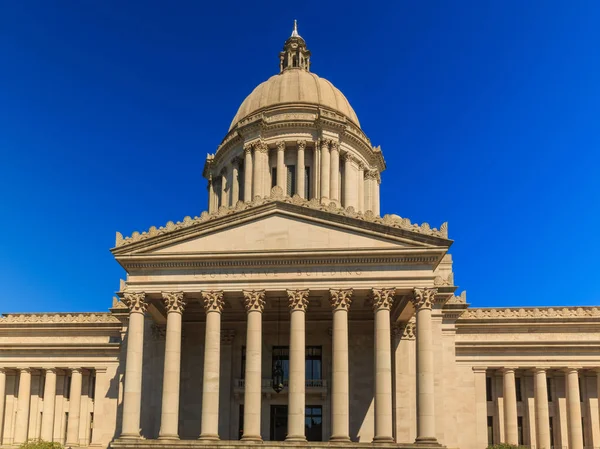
[[252, 142, 262, 198], [410, 287, 438, 444], [502, 368, 518, 445], [313, 142, 320, 200], [121, 292, 147, 439], [358, 163, 365, 212], [364, 169, 377, 212], [565, 368, 584, 449], [329, 289, 353, 442], [158, 292, 186, 439], [14, 368, 31, 444], [231, 157, 241, 205], [40, 368, 57, 441], [241, 290, 265, 442], [244, 144, 253, 202], [534, 368, 551, 449], [220, 168, 228, 208], [342, 154, 356, 209], [372, 288, 395, 443], [208, 176, 216, 213], [296, 140, 306, 198], [320, 139, 330, 199], [330, 141, 340, 202], [199, 291, 224, 440], [374, 174, 381, 216], [66, 368, 83, 446], [276, 141, 286, 191], [286, 289, 309, 442]]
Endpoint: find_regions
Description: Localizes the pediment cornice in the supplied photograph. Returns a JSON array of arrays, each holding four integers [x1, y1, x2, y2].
[[112, 187, 451, 256]]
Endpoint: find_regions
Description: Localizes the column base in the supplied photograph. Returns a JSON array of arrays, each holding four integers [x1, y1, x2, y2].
[[285, 435, 307, 443], [372, 436, 394, 443], [198, 434, 220, 441], [329, 435, 351, 443], [158, 434, 180, 440], [240, 435, 263, 442], [415, 436, 441, 445]]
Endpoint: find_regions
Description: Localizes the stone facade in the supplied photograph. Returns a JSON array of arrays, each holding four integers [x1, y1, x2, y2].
[[0, 23, 598, 449]]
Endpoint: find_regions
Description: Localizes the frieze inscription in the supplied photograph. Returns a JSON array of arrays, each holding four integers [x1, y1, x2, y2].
[[191, 267, 363, 280]]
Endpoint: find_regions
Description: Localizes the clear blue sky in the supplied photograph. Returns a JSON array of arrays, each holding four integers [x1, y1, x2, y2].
[[1, 1, 599, 313]]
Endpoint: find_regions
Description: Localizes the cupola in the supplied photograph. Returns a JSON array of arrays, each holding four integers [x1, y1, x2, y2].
[[279, 20, 311, 72]]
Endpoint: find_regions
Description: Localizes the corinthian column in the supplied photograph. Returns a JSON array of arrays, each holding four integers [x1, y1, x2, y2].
[[199, 291, 224, 441], [329, 289, 353, 442], [231, 157, 241, 205], [208, 176, 216, 213], [244, 144, 253, 202], [330, 141, 340, 202], [372, 288, 395, 443], [534, 368, 551, 449], [241, 290, 265, 442], [358, 163, 365, 212], [66, 368, 83, 446], [296, 140, 306, 198], [286, 289, 309, 442], [121, 292, 147, 439], [252, 142, 263, 198], [159, 292, 186, 439], [14, 368, 31, 444], [343, 153, 356, 209], [276, 141, 286, 191], [502, 368, 518, 445], [320, 139, 330, 199], [410, 287, 438, 444], [40, 368, 57, 442], [565, 368, 584, 449]]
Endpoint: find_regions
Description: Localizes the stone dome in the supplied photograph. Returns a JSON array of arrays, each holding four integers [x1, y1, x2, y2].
[[229, 69, 360, 131]]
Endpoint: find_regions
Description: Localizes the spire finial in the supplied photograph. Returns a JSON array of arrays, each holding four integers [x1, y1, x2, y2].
[[291, 19, 299, 38]]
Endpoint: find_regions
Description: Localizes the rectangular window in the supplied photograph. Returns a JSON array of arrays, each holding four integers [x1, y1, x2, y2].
[[582, 418, 586, 446], [579, 377, 583, 402], [239, 167, 244, 202], [271, 168, 277, 189], [515, 377, 522, 402], [89, 412, 94, 443], [40, 375, 46, 399], [305, 167, 311, 199], [63, 412, 69, 444], [305, 346, 322, 380], [238, 404, 244, 440], [517, 416, 523, 445], [89, 375, 96, 401], [549, 416, 554, 448], [241, 346, 246, 379], [486, 376, 492, 402], [286, 165, 296, 196], [487, 416, 494, 445], [65, 376, 72, 400], [547, 377, 553, 402], [305, 406, 322, 441]]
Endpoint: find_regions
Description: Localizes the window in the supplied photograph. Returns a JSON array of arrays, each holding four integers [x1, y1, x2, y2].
[[63, 412, 69, 443], [241, 346, 246, 379], [286, 165, 296, 196], [239, 168, 244, 202], [214, 180, 222, 207], [272, 346, 290, 382], [89, 375, 96, 401], [238, 405, 244, 440], [486, 377, 493, 402], [65, 376, 72, 400], [547, 377, 553, 402], [579, 377, 583, 402], [487, 416, 494, 445], [89, 412, 94, 443], [305, 346, 322, 380], [305, 406, 322, 441], [304, 167, 311, 199], [517, 416, 523, 445], [549, 417, 554, 448], [515, 377, 522, 402], [271, 168, 277, 189], [40, 375, 46, 399]]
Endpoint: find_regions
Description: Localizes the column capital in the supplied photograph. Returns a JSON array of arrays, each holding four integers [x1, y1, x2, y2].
[[19, 368, 32, 374], [410, 287, 438, 311], [329, 289, 353, 311], [562, 367, 582, 374], [501, 367, 517, 374], [330, 141, 340, 152], [244, 143, 253, 154], [162, 291, 186, 314], [472, 367, 488, 374], [532, 367, 550, 374], [276, 140, 286, 151], [243, 290, 265, 313], [123, 292, 148, 314], [319, 138, 331, 150], [70, 368, 83, 374], [202, 290, 224, 313], [43, 368, 58, 374], [232, 156, 243, 169], [371, 288, 396, 311], [296, 140, 306, 150], [287, 289, 309, 312], [254, 140, 268, 154]]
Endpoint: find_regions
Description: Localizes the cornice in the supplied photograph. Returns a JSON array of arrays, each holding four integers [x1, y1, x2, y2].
[[114, 186, 449, 250], [459, 306, 600, 321], [0, 313, 121, 325]]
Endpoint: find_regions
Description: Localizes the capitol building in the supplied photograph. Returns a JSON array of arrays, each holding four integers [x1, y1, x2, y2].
[[0, 23, 598, 449]]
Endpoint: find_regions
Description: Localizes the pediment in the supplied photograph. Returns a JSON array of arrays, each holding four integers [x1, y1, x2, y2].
[[150, 213, 419, 255]]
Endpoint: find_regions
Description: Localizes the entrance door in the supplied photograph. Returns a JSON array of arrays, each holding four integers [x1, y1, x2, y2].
[[270, 405, 287, 441]]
